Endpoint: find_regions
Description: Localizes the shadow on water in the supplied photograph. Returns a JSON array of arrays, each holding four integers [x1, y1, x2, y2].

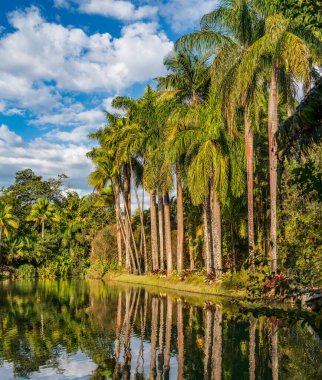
[[0, 279, 321, 379]]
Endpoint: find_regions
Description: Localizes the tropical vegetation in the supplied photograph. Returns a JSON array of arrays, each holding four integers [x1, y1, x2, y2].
[[0, 0, 321, 294]]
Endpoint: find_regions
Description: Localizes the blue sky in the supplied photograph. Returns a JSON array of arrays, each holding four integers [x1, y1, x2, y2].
[[0, 0, 218, 193]]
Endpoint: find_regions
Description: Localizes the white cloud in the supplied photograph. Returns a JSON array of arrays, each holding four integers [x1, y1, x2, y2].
[[0, 124, 23, 146], [34, 101, 108, 142], [161, 0, 218, 32], [0, 125, 93, 192], [77, 0, 158, 20], [0, 7, 173, 112], [54, 0, 71, 8]]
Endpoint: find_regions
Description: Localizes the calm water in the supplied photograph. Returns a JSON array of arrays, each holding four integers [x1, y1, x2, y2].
[[0, 280, 321, 380]]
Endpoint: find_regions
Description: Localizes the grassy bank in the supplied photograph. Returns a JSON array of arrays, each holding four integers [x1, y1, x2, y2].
[[105, 271, 249, 299]]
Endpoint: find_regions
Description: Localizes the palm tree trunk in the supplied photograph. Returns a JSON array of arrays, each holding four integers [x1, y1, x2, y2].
[[131, 162, 147, 273], [150, 297, 159, 379], [123, 165, 131, 271], [177, 299, 184, 380], [211, 182, 222, 279], [203, 195, 214, 275], [245, 108, 255, 274], [188, 236, 195, 270], [268, 65, 278, 274], [115, 199, 136, 273], [115, 182, 123, 268], [176, 168, 184, 274], [164, 295, 173, 377], [164, 192, 173, 276], [158, 194, 165, 271], [141, 187, 148, 273], [41, 218, 45, 240], [150, 190, 159, 271], [124, 200, 140, 274], [213, 190, 222, 279]]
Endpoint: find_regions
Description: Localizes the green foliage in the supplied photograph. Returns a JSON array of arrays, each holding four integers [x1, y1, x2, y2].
[[1, 0, 321, 290], [88, 226, 119, 278], [220, 268, 252, 290], [15, 264, 35, 278], [0, 169, 114, 278], [37, 263, 58, 279], [279, 146, 322, 286]]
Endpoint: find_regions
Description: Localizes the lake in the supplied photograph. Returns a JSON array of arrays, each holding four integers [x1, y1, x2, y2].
[[0, 279, 321, 379]]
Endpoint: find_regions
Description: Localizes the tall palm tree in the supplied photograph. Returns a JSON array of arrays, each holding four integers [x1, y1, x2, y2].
[[234, 3, 321, 272], [27, 198, 60, 240], [88, 113, 141, 272], [156, 47, 210, 273], [177, 0, 264, 274], [112, 88, 159, 272], [0, 201, 19, 263], [167, 97, 228, 277]]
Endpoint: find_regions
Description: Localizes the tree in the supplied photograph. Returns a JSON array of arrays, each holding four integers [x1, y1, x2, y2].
[[0, 201, 19, 263], [88, 152, 123, 268], [235, 3, 321, 272], [177, 0, 263, 273], [4, 232, 25, 263], [156, 47, 210, 273], [27, 198, 60, 240]]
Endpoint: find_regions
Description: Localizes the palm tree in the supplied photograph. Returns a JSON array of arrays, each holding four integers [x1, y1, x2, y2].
[[112, 89, 159, 272], [5, 234, 25, 263], [0, 201, 19, 263], [113, 86, 174, 273], [177, 0, 264, 274], [234, 3, 321, 272], [87, 150, 123, 268], [27, 198, 60, 239], [167, 96, 228, 277], [156, 47, 210, 273], [88, 113, 142, 273]]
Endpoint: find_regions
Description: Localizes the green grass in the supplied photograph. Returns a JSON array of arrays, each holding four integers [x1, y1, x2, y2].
[[105, 271, 248, 299]]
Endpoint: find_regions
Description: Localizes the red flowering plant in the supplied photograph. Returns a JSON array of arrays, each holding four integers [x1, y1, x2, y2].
[[263, 272, 290, 297]]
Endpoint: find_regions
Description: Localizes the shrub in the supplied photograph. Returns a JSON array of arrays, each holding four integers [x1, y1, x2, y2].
[[37, 263, 57, 279], [263, 273, 291, 297], [220, 268, 251, 289], [16, 264, 35, 278]]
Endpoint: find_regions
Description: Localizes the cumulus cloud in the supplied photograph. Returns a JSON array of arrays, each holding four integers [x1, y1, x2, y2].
[[77, 0, 158, 20], [54, 0, 157, 20], [0, 124, 23, 146], [161, 0, 219, 32], [0, 6, 173, 112], [0, 125, 93, 192]]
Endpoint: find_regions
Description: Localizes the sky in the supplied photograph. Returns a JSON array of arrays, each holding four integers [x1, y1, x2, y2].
[[0, 0, 218, 194]]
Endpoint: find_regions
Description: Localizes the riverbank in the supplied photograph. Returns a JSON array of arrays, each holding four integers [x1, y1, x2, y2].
[[105, 271, 249, 299]]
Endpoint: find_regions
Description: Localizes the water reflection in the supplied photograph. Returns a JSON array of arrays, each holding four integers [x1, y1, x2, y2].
[[0, 279, 321, 379]]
